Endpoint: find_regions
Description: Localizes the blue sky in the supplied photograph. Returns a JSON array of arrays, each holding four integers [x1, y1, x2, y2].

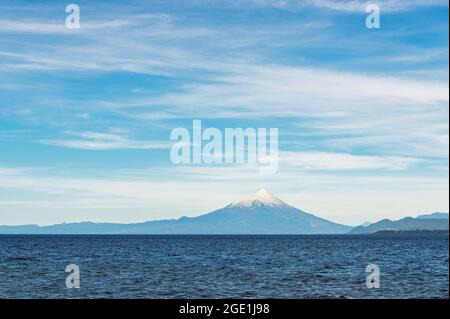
[[0, 0, 448, 226]]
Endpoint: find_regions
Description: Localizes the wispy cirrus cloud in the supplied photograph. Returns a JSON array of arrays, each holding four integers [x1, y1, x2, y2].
[[280, 151, 421, 170], [151, 64, 448, 110], [189, 0, 448, 12], [111, 63, 448, 160], [0, 18, 138, 34], [305, 0, 448, 12], [39, 131, 170, 150]]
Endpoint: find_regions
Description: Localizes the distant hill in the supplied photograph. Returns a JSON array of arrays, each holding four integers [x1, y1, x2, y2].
[[349, 212, 449, 234], [0, 189, 351, 235], [416, 212, 449, 220]]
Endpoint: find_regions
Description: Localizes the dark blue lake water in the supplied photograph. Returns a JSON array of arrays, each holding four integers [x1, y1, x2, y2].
[[0, 235, 448, 299]]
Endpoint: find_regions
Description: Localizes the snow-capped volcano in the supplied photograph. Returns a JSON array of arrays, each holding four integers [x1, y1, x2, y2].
[[228, 188, 288, 209], [190, 188, 352, 234], [0, 188, 352, 234]]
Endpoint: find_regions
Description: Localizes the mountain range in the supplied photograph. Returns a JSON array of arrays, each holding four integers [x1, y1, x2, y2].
[[350, 213, 448, 234], [0, 189, 448, 235]]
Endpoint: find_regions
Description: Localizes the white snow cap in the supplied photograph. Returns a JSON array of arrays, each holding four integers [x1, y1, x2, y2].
[[228, 188, 287, 208]]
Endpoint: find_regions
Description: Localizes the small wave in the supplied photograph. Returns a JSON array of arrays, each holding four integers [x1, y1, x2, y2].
[[3, 256, 34, 262]]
